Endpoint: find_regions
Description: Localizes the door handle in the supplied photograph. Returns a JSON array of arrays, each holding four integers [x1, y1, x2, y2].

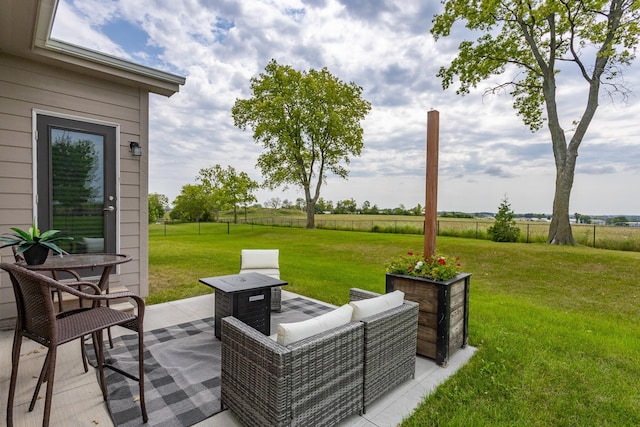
[[103, 206, 115, 212]]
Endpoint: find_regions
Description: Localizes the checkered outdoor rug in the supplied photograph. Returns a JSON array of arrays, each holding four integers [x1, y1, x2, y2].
[[87, 297, 333, 426]]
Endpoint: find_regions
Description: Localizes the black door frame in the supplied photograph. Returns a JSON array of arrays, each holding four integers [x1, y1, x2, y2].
[[35, 112, 119, 254]]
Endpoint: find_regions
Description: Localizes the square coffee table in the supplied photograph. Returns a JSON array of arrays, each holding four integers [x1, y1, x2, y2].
[[199, 272, 287, 339]]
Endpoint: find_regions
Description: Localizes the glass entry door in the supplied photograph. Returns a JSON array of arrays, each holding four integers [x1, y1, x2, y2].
[[37, 115, 117, 254]]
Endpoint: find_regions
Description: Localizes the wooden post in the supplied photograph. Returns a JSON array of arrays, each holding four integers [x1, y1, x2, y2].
[[424, 110, 439, 258]]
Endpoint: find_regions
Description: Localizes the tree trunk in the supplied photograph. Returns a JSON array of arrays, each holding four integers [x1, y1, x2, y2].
[[548, 160, 576, 245], [542, 9, 610, 245], [305, 204, 315, 228], [304, 164, 326, 228], [304, 186, 315, 228], [540, 49, 577, 246]]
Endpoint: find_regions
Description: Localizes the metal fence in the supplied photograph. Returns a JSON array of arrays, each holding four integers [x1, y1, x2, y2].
[[156, 217, 640, 252]]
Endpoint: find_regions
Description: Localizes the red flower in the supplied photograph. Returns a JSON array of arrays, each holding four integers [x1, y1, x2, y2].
[[437, 258, 446, 265]]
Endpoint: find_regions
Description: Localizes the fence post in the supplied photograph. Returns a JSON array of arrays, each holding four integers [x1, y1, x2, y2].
[[593, 225, 596, 248], [476, 222, 479, 239], [527, 224, 530, 243]]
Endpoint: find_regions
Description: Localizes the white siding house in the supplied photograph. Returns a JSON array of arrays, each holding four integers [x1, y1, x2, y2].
[[0, 0, 185, 324]]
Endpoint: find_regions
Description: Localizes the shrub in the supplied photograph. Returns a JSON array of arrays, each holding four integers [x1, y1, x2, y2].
[[487, 196, 520, 242]]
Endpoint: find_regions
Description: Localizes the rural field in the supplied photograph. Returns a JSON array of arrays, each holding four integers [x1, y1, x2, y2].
[[149, 222, 640, 426], [167, 212, 640, 251]]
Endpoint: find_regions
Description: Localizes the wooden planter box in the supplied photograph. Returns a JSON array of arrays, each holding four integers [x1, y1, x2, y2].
[[386, 273, 471, 367]]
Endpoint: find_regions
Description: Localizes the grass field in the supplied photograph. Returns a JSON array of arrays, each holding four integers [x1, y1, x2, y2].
[[149, 222, 640, 426]]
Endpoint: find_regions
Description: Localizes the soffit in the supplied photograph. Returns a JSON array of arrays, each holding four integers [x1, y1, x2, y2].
[[0, 0, 185, 97]]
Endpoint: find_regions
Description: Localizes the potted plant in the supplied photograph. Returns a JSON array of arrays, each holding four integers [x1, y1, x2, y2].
[[0, 220, 72, 265], [386, 252, 462, 282], [385, 252, 470, 367]]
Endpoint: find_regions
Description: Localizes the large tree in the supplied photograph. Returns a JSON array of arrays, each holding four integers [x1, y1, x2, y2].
[[171, 184, 212, 222], [431, 0, 639, 244], [148, 193, 169, 223], [198, 165, 259, 223], [232, 59, 371, 228]]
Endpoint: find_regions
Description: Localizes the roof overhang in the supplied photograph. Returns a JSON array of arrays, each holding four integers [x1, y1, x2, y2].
[[0, 0, 185, 97]]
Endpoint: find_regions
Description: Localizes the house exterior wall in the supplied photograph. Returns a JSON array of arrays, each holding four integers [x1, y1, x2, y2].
[[0, 52, 149, 322]]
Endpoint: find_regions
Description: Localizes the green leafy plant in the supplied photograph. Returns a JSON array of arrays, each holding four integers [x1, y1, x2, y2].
[[487, 196, 520, 242], [0, 220, 72, 257], [386, 252, 462, 281]]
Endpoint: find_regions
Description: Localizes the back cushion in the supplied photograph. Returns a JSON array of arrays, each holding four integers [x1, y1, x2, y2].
[[349, 290, 404, 321], [82, 237, 104, 253], [240, 249, 279, 269], [277, 304, 353, 346]]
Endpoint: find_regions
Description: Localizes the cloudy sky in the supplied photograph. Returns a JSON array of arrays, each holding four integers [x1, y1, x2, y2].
[[51, 0, 640, 215]]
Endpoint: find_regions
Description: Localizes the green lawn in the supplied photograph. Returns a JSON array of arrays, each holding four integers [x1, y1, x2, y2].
[[149, 222, 640, 426]]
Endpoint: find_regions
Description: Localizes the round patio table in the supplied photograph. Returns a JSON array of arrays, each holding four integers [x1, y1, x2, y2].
[[17, 253, 132, 292]]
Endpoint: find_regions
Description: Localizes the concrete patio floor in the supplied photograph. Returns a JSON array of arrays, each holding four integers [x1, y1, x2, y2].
[[0, 291, 476, 426]]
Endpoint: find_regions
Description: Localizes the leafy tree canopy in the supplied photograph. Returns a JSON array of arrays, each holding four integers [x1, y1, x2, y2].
[[431, 0, 640, 245], [170, 184, 212, 222], [232, 59, 371, 228], [198, 165, 259, 223], [148, 193, 169, 223]]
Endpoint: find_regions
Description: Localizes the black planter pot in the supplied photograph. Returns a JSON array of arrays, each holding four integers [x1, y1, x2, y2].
[[23, 244, 50, 265], [386, 273, 471, 367]]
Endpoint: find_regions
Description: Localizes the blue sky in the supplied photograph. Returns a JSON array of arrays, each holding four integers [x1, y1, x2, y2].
[[51, 0, 640, 215]]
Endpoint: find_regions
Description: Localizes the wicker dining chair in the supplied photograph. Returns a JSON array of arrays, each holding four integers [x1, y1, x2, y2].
[[0, 262, 147, 427], [12, 246, 93, 372]]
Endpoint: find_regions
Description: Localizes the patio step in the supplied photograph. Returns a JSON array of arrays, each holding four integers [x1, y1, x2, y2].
[[107, 300, 136, 314]]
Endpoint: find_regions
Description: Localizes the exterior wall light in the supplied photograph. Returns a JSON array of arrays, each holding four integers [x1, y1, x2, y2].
[[129, 141, 142, 157]]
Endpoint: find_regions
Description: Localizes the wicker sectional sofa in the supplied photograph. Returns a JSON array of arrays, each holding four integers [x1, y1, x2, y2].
[[220, 288, 419, 427], [349, 288, 419, 410]]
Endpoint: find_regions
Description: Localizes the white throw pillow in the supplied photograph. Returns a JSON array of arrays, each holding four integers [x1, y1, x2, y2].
[[277, 304, 353, 346], [349, 290, 405, 321]]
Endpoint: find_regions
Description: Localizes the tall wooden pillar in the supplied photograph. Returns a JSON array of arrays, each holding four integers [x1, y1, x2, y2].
[[424, 110, 439, 258]]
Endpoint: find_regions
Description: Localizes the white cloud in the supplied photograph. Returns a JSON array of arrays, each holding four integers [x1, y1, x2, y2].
[[51, 0, 130, 58], [51, 0, 640, 215]]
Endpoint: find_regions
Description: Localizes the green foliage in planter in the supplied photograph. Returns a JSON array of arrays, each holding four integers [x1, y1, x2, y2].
[[0, 221, 72, 256]]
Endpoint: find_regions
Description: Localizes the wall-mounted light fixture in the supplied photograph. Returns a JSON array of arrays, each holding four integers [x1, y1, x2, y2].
[[129, 141, 142, 157]]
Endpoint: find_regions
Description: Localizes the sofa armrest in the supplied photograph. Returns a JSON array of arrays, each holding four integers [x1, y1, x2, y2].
[[221, 316, 290, 427], [349, 287, 381, 302], [286, 321, 364, 426], [349, 288, 419, 409]]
